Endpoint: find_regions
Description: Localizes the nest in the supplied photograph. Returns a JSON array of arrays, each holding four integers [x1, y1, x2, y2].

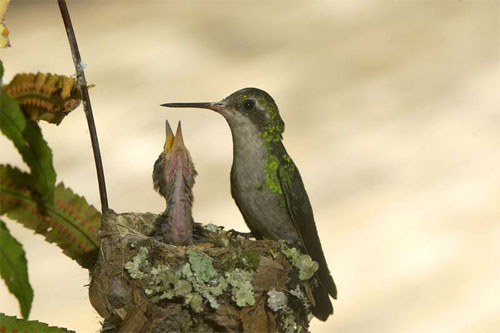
[[89, 210, 318, 332]]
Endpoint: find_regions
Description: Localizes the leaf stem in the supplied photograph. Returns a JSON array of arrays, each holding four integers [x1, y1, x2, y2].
[[57, 0, 109, 212]]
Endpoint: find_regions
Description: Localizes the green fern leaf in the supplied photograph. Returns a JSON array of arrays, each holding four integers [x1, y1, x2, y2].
[[0, 313, 73, 332], [0, 165, 100, 269], [0, 90, 56, 207], [0, 219, 33, 319]]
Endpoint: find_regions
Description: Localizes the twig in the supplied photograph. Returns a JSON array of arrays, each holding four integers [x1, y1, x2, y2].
[[57, 0, 109, 212]]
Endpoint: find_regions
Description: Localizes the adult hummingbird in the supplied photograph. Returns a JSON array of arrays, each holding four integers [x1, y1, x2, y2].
[[161, 88, 336, 320]]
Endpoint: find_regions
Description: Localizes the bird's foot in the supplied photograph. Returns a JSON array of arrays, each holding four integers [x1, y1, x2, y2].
[[227, 229, 254, 240]]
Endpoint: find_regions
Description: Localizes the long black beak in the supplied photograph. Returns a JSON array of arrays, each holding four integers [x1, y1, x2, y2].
[[161, 102, 225, 113]]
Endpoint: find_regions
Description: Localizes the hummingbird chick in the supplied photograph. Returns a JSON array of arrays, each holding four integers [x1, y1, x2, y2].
[[153, 120, 197, 245], [162, 88, 337, 321]]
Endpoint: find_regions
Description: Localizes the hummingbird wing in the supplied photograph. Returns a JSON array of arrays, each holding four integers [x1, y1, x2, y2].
[[278, 161, 337, 300]]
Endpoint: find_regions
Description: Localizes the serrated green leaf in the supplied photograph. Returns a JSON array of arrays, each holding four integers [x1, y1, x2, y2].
[[0, 313, 73, 332], [0, 219, 33, 319], [0, 165, 100, 269], [0, 91, 56, 207]]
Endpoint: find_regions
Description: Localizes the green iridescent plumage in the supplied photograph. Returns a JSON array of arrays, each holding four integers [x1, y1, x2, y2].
[[220, 88, 295, 200]]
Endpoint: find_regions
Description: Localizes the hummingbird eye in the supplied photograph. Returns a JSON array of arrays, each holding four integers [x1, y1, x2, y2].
[[242, 99, 256, 111]]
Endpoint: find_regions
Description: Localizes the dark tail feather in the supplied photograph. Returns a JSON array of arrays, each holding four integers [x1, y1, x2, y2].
[[312, 284, 334, 321], [317, 257, 337, 299]]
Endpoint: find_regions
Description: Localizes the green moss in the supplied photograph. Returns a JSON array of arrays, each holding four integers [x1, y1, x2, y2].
[[226, 268, 255, 307], [203, 223, 222, 233], [282, 309, 299, 333], [186, 248, 218, 283], [181, 252, 228, 310], [125, 248, 229, 311], [124, 240, 291, 316], [209, 277, 228, 296], [279, 242, 318, 280], [295, 254, 319, 280], [217, 253, 238, 272], [186, 294, 203, 313], [180, 262, 193, 278], [240, 249, 261, 270], [147, 264, 194, 300], [115, 211, 316, 329], [124, 246, 149, 279], [153, 265, 178, 299], [176, 280, 192, 297]]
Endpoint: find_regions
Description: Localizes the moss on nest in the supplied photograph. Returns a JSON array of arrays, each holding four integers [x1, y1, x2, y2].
[[89, 210, 319, 332]]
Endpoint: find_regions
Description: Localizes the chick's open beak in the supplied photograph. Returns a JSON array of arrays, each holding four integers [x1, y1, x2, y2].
[[163, 120, 188, 156], [171, 122, 186, 152], [163, 120, 175, 154]]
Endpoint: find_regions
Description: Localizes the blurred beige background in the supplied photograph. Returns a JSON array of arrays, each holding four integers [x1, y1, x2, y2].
[[1, 1, 499, 332]]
